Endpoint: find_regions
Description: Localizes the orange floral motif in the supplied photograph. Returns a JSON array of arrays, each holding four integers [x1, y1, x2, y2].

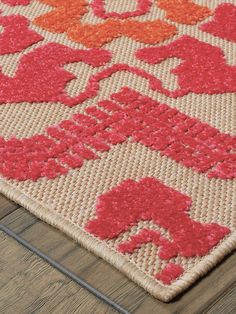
[[157, 0, 211, 25], [68, 19, 176, 47], [34, 0, 87, 33], [34, 0, 211, 48], [34, 0, 210, 48]]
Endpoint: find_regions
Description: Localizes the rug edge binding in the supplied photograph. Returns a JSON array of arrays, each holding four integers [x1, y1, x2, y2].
[[0, 178, 235, 303]]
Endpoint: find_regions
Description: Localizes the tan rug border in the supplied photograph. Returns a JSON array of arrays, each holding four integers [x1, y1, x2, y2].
[[0, 178, 235, 302]]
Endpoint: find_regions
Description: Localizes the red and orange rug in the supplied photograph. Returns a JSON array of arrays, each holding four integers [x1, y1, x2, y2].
[[0, 0, 235, 301]]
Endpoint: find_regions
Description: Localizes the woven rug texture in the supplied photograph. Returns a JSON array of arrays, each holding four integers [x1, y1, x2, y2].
[[0, 0, 235, 302]]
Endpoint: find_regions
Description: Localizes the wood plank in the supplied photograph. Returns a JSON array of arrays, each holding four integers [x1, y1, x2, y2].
[[1, 209, 148, 313], [1, 208, 236, 313], [0, 194, 19, 219], [0, 231, 116, 314], [204, 283, 236, 314]]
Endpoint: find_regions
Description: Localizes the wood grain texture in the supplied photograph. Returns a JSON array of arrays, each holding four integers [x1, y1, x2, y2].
[[0, 194, 19, 219], [0, 231, 116, 314], [1, 208, 147, 313], [1, 195, 236, 313], [205, 283, 236, 314]]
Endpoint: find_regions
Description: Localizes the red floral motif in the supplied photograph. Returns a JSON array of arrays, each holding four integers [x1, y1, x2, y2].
[[86, 177, 230, 284], [1, 36, 235, 106], [0, 43, 111, 105], [64, 36, 236, 105], [200, 3, 236, 43], [59, 63, 166, 107], [136, 35, 236, 97], [1, 87, 235, 181], [0, 13, 43, 55], [91, 0, 152, 19]]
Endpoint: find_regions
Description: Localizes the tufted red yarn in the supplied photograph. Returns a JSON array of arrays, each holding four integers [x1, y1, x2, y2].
[[86, 177, 230, 255], [136, 35, 236, 97], [119, 229, 178, 260], [55, 36, 236, 106], [0, 87, 235, 180], [110, 88, 236, 179], [155, 263, 184, 285], [1, 35, 235, 107], [86, 177, 230, 283], [200, 3, 236, 42], [59, 36, 236, 105], [0, 43, 111, 106], [119, 230, 184, 283], [0, 14, 43, 55]]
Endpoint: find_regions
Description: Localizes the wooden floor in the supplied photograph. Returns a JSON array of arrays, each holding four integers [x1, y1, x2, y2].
[[0, 194, 235, 314]]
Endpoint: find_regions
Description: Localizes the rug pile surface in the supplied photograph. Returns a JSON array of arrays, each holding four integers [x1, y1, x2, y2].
[[0, 0, 235, 301]]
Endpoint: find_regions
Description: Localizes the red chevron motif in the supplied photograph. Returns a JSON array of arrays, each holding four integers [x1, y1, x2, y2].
[[85, 177, 230, 284], [0, 87, 235, 181]]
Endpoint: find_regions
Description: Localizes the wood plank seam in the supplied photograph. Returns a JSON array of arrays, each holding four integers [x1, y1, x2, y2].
[[0, 208, 19, 220], [0, 195, 20, 220], [0, 223, 130, 314]]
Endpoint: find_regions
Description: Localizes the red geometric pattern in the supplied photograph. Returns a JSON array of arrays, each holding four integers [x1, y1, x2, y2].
[[1, 87, 235, 181], [0, 8, 235, 180], [86, 177, 230, 284]]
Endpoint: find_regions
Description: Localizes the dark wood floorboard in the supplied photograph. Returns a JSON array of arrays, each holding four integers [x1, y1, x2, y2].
[[0, 195, 236, 313]]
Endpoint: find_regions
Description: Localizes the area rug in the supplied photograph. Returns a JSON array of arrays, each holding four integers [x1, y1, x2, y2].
[[0, 0, 235, 302]]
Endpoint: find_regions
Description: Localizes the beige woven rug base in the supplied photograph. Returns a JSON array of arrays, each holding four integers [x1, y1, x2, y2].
[[0, 0, 235, 302]]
